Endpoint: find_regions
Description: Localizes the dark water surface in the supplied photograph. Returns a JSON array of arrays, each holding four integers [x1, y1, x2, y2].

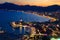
[[0, 10, 50, 40]]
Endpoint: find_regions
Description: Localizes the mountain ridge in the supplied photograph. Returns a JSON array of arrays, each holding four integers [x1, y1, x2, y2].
[[0, 2, 60, 12]]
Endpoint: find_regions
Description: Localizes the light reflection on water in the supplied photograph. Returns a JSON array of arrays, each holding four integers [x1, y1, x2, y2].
[[0, 10, 50, 40]]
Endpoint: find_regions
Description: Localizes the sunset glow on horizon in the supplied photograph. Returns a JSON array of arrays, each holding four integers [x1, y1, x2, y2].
[[0, 0, 60, 6], [14, 0, 60, 6]]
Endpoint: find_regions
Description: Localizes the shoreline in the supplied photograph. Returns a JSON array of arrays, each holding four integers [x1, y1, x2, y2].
[[0, 9, 57, 22]]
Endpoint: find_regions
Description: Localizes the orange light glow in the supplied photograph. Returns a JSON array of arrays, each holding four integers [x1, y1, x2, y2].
[[14, 0, 60, 7]]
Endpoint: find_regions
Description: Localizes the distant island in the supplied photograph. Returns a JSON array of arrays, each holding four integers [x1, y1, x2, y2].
[[0, 2, 60, 12]]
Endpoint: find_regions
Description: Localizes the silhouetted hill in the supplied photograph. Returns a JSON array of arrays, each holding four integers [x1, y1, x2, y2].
[[46, 5, 60, 12], [0, 2, 60, 12]]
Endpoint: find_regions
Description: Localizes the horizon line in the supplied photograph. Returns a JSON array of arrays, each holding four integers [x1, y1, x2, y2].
[[0, 2, 60, 7]]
